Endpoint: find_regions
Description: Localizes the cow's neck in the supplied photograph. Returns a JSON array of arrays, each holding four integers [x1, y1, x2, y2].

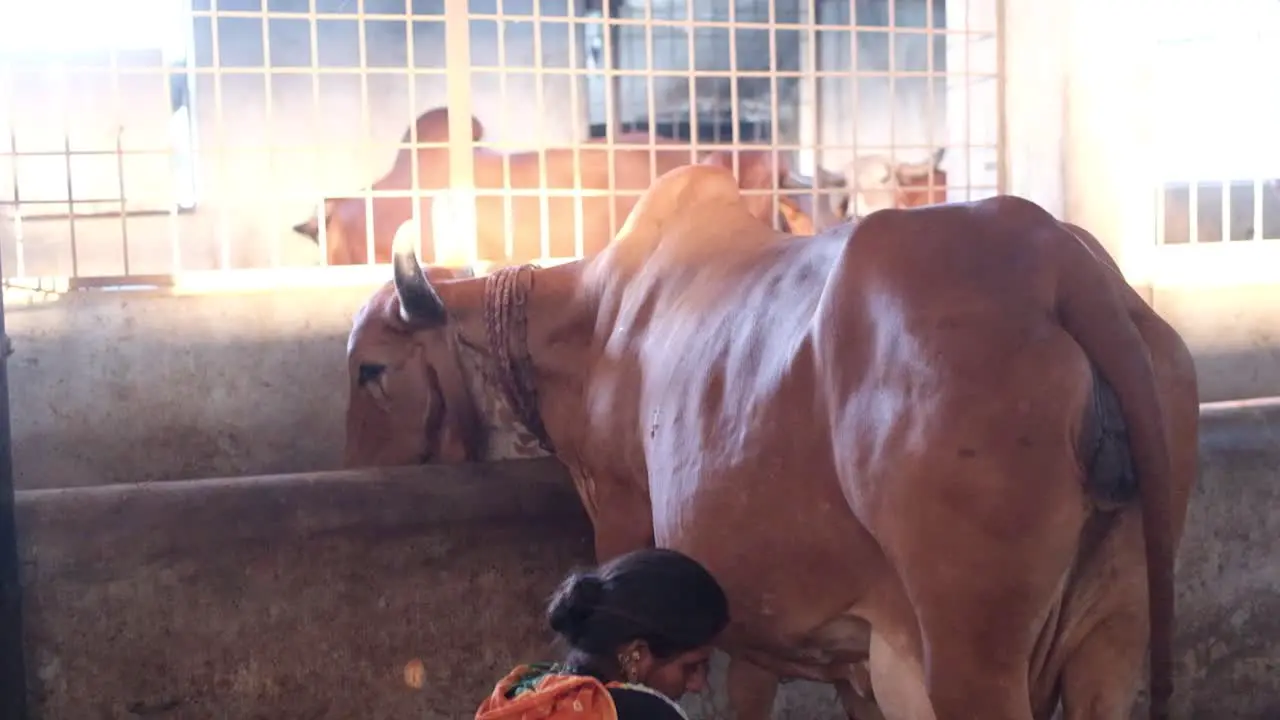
[[449, 262, 593, 462]]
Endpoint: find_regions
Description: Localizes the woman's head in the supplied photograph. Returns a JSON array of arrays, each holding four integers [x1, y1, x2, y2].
[[547, 548, 729, 699]]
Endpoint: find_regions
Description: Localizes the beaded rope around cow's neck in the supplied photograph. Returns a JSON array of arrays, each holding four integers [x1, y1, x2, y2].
[[483, 264, 556, 454]]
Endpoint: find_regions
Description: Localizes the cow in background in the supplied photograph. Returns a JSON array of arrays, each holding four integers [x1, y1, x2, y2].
[[779, 148, 949, 231], [293, 107, 832, 266], [844, 147, 949, 215]]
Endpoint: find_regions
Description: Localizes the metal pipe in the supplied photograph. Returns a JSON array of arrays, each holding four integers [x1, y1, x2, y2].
[[0, 257, 30, 720]]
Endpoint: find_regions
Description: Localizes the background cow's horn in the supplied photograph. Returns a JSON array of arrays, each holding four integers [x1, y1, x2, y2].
[[782, 171, 812, 189], [392, 234, 448, 326]]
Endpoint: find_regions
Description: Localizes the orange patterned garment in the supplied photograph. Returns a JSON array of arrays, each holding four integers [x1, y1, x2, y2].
[[476, 664, 620, 720]]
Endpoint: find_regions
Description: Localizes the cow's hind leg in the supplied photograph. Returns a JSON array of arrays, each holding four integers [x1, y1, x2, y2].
[[1058, 611, 1147, 720], [1057, 514, 1150, 720], [888, 450, 1088, 720]]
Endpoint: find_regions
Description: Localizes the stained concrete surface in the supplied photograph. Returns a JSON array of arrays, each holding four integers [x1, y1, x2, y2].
[[7, 281, 1280, 491], [14, 405, 1280, 719], [19, 459, 598, 720], [1169, 401, 1280, 720]]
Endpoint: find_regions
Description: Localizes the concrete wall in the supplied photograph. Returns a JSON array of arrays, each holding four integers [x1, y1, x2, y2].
[[0, 0, 960, 278], [6, 281, 1280, 490], [15, 405, 1280, 719]]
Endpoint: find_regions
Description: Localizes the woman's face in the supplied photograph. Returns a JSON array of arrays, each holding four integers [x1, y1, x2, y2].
[[637, 645, 715, 699]]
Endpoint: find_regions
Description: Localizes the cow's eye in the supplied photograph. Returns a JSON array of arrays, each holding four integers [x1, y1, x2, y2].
[[357, 362, 387, 387]]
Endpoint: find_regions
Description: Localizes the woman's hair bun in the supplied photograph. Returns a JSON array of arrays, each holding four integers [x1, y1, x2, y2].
[[547, 571, 606, 645]]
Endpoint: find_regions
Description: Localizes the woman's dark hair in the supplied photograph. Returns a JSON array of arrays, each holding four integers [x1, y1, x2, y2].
[[547, 548, 729, 668]]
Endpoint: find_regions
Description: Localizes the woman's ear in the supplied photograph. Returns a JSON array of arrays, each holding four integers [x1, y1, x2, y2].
[[617, 639, 655, 683]]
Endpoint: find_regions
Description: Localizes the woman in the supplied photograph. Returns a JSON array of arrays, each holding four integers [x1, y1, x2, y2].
[[476, 548, 730, 720]]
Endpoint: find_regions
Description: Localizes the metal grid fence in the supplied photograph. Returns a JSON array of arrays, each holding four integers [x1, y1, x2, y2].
[[0, 0, 1001, 286]]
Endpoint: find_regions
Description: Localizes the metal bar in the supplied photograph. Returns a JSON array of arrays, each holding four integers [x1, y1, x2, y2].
[[356, 0, 376, 266], [261, 1, 279, 268], [497, 15, 515, 261], [444, 0, 477, 266], [994, 0, 1008, 195], [308, 0, 328, 265], [727, 0, 740, 173], [602, 0, 619, 242], [105, 47, 132, 276], [806, 0, 820, 221], [964, 1, 972, 200], [643, 0, 657, 188], [0, 205, 198, 216], [890, 0, 900, 178], [926, 0, 939, 201], [3, 122, 23, 279], [0, 148, 177, 159], [685, 0, 696, 164], [1221, 181, 1230, 243], [10, 66, 984, 80], [54, 61, 81, 279], [115, 129, 132, 276], [0, 256, 29, 720], [767, 0, 780, 229], [568, 0, 587, 259], [849, 0, 862, 208], [1155, 184, 1167, 245], [1189, 182, 1199, 244], [533, 0, 552, 260], [1252, 179, 1264, 242], [168, 15, 198, 274], [184, 8, 997, 33], [210, 0, 231, 270]]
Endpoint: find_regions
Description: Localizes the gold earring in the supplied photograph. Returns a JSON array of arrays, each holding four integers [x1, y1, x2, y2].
[[618, 652, 640, 683]]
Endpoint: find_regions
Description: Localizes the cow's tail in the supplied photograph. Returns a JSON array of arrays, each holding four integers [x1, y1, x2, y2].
[[1051, 228, 1174, 720]]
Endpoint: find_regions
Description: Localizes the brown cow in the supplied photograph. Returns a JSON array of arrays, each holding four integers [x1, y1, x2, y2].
[[294, 107, 831, 265], [343, 165, 1197, 720]]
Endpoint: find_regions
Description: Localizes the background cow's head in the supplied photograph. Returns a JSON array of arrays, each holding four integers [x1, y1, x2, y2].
[[843, 148, 948, 217], [778, 166, 853, 233], [699, 151, 851, 234], [292, 107, 485, 266], [342, 260, 486, 468]]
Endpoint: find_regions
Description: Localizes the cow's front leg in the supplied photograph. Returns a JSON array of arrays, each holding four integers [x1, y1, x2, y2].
[[727, 657, 779, 720], [570, 469, 655, 562], [592, 520, 654, 562]]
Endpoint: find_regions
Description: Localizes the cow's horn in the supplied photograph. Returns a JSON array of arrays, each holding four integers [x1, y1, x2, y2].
[[392, 234, 448, 326], [782, 171, 812, 189]]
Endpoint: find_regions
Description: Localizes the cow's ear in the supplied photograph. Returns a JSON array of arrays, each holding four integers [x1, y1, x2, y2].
[[293, 214, 320, 242], [293, 198, 337, 244]]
